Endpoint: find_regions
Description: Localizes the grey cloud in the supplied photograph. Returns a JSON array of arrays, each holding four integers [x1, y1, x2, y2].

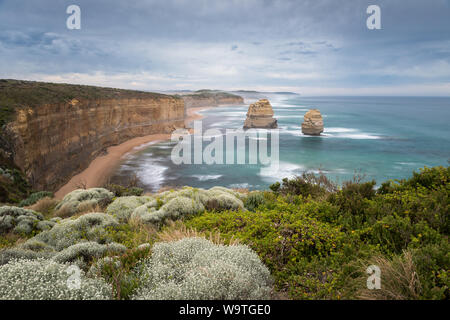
[[0, 0, 449, 94]]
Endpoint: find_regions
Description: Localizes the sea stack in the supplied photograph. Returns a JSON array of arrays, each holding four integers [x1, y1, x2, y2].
[[243, 99, 278, 129], [301, 109, 324, 135]]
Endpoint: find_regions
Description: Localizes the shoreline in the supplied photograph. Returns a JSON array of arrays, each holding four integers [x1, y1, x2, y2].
[[54, 106, 211, 199]]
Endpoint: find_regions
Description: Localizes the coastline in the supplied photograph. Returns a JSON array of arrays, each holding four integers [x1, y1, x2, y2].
[[54, 106, 211, 199]]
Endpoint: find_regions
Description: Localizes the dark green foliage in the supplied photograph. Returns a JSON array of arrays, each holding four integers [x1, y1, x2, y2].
[[0, 167, 31, 204], [104, 184, 144, 197], [97, 246, 151, 300], [18, 191, 54, 207], [270, 172, 337, 198], [186, 166, 449, 300], [0, 105, 15, 128], [244, 191, 266, 211]]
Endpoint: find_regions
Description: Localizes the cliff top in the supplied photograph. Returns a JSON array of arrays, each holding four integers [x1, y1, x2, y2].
[[0, 79, 180, 127], [178, 89, 242, 100], [247, 99, 274, 116]]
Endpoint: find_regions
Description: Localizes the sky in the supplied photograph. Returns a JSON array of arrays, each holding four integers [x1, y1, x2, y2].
[[0, 0, 450, 95]]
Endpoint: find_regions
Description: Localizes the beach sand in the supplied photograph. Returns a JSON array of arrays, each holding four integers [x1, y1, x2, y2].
[[54, 107, 210, 199]]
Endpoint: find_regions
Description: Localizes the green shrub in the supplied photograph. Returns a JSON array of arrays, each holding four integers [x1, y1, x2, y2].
[[93, 245, 152, 300], [185, 201, 347, 299], [18, 191, 54, 207], [269, 172, 337, 198], [132, 238, 272, 300], [244, 191, 265, 211], [0, 248, 53, 265], [104, 184, 144, 197]]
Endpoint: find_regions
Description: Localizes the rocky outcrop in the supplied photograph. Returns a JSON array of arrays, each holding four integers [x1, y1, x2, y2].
[[0, 81, 185, 191], [243, 99, 278, 129], [301, 109, 324, 136], [181, 90, 244, 109]]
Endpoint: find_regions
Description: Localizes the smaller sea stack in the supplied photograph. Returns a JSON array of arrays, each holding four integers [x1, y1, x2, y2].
[[301, 109, 324, 135], [243, 99, 278, 129]]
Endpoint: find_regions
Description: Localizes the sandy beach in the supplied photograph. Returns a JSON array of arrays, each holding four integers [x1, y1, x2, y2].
[[55, 106, 210, 199]]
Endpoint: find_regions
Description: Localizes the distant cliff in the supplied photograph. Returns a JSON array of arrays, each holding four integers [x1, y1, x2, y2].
[[179, 90, 244, 109], [0, 80, 185, 192]]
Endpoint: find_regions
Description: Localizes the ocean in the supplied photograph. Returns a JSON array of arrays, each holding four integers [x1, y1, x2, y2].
[[109, 95, 450, 192]]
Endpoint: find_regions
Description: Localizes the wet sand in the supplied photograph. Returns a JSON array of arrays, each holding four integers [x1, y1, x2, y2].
[[55, 107, 210, 199]]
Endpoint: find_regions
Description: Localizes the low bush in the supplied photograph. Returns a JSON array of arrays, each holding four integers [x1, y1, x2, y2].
[[104, 184, 144, 197], [244, 191, 265, 211], [18, 191, 54, 207], [27, 212, 120, 251], [54, 188, 114, 217], [132, 238, 273, 300], [130, 186, 245, 227], [269, 171, 337, 198], [0, 206, 54, 236], [93, 245, 152, 300], [106, 196, 153, 222], [0, 258, 112, 300], [185, 166, 449, 300], [52, 241, 127, 269]]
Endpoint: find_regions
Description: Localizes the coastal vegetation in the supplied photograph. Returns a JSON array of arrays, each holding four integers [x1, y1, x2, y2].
[[0, 79, 176, 122], [0, 166, 448, 300]]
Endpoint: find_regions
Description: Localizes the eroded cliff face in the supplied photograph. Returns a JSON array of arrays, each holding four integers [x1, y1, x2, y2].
[[4, 96, 184, 191], [243, 99, 278, 129]]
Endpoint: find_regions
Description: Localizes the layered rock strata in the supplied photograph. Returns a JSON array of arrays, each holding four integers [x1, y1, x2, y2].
[[1, 81, 185, 191], [243, 99, 278, 129], [301, 109, 324, 135]]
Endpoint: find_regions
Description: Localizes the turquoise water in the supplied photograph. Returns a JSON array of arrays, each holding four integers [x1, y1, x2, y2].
[[110, 95, 450, 192]]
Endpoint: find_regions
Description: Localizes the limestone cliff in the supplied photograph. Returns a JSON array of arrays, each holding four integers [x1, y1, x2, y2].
[[243, 99, 278, 129], [180, 90, 244, 109], [0, 80, 185, 191], [301, 109, 324, 136]]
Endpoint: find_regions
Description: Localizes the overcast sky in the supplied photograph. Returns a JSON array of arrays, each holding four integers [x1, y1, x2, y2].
[[0, 0, 449, 95]]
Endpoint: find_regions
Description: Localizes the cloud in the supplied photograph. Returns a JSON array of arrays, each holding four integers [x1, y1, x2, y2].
[[0, 0, 449, 95]]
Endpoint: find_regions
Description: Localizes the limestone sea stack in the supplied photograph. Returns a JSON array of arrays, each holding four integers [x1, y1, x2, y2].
[[301, 109, 324, 135], [243, 99, 278, 129]]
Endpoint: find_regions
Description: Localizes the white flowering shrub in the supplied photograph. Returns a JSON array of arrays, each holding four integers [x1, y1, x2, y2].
[[55, 188, 114, 216], [132, 238, 272, 300], [52, 241, 127, 269], [133, 196, 205, 226], [28, 212, 120, 251], [131, 187, 245, 227], [0, 258, 112, 300], [209, 186, 244, 199], [20, 239, 55, 252], [0, 248, 54, 265], [106, 196, 153, 222], [0, 206, 54, 235]]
